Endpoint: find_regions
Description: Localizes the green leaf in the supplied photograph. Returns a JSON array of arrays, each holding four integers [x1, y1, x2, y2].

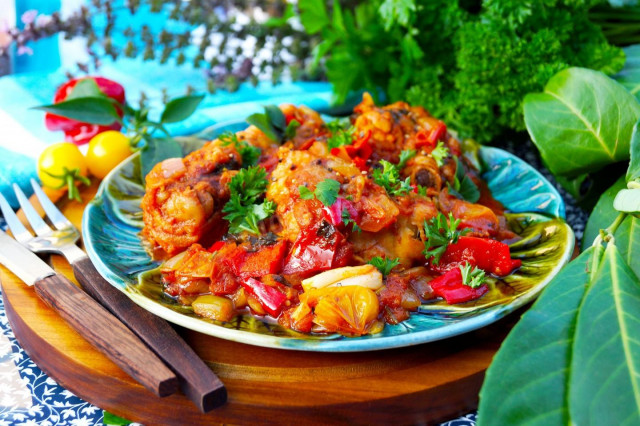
[[368, 256, 400, 277], [582, 176, 627, 249], [139, 138, 183, 180], [524, 67, 640, 177], [569, 243, 640, 425], [66, 79, 104, 100], [298, 185, 314, 200], [246, 105, 286, 143], [478, 247, 598, 426], [160, 94, 204, 123], [628, 117, 640, 184], [612, 215, 640, 281], [33, 97, 120, 126], [102, 410, 133, 426], [315, 178, 341, 206], [458, 176, 480, 203], [379, 0, 416, 30], [299, 0, 329, 34], [285, 119, 301, 140]]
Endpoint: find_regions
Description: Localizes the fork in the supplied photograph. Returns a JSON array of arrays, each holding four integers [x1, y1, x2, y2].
[[1, 179, 227, 412]]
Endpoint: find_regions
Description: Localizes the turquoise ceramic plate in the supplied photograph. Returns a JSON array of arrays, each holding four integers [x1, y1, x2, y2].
[[83, 123, 574, 352]]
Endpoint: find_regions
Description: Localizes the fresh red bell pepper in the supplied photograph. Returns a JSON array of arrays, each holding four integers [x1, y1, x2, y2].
[[438, 236, 521, 276], [241, 277, 287, 317], [282, 224, 351, 276], [45, 76, 125, 145], [429, 267, 488, 304]]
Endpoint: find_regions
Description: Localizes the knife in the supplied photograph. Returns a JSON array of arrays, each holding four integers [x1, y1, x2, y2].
[[71, 256, 227, 412], [0, 230, 178, 397]]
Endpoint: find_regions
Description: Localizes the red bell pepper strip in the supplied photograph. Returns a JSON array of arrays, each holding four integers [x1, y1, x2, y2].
[[438, 236, 521, 276], [429, 267, 489, 304], [217, 240, 287, 279], [241, 278, 287, 317], [237, 240, 287, 278], [45, 76, 125, 145], [415, 122, 447, 149]]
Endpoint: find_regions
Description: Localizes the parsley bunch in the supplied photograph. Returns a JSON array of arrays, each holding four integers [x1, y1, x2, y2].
[[423, 212, 470, 264], [222, 166, 276, 235]]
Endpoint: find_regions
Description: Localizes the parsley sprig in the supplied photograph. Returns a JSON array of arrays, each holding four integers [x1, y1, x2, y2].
[[298, 178, 341, 206], [430, 142, 449, 167], [398, 149, 416, 169], [423, 212, 470, 265], [219, 131, 261, 167], [372, 160, 412, 197], [327, 125, 356, 149], [222, 166, 276, 235], [460, 262, 486, 288], [368, 256, 400, 277]]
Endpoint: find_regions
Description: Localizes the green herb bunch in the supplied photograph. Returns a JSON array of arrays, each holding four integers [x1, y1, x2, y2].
[[297, 0, 625, 143]]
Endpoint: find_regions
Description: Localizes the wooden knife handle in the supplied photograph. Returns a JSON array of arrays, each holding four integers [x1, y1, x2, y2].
[[34, 273, 178, 397], [72, 257, 227, 412]]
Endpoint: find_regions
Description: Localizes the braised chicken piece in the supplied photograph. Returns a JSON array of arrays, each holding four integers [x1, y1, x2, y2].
[[141, 141, 241, 258]]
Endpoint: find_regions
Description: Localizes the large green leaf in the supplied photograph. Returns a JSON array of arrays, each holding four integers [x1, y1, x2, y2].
[[569, 244, 640, 425], [524, 67, 640, 177], [477, 248, 597, 426], [613, 215, 640, 280], [628, 117, 640, 184], [582, 176, 627, 249], [298, 0, 329, 34], [614, 44, 640, 100], [33, 97, 120, 126], [160, 94, 204, 124]]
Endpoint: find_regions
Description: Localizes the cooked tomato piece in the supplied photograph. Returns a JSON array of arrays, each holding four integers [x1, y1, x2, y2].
[[283, 222, 352, 276], [437, 236, 521, 276], [302, 286, 379, 336]]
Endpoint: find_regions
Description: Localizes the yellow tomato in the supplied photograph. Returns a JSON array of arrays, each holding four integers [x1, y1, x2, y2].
[[86, 130, 133, 179], [38, 142, 88, 188], [37, 142, 89, 202]]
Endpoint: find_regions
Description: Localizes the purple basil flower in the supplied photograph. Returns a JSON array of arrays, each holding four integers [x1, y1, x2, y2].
[[21, 10, 38, 25]]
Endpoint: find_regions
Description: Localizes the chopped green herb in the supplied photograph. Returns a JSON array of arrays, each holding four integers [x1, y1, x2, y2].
[[341, 208, 361, 233], [423, 212, 470, 265], [285, 119, 301, 140], [327, 126, 356, 149], [222, 166, 276, 235], [430, 142, 449, 167], [219, 131, 261, 167], [398, 149, 416, 169], [417, 185, 428, 196], [372, 160, 412, 197], [460, 262, 486, 288], [298, 185, 314, 200], [297, 178, 341, 206], [368, 256, 400, 277], [326, 118, 351, 133]]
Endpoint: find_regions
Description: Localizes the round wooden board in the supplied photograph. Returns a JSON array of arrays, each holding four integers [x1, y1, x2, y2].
[[0, 181, 518, 425]]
